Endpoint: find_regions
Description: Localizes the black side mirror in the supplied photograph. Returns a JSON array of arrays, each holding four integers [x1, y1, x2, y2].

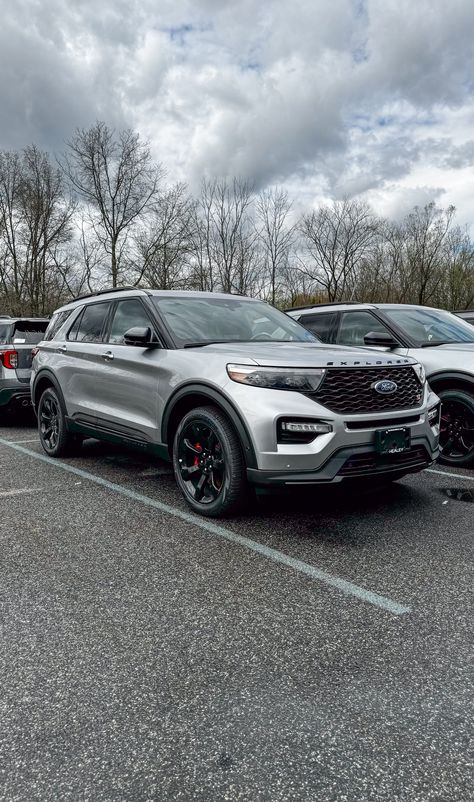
[[123, 326, 160, 347], [364, 331, 400, 349]]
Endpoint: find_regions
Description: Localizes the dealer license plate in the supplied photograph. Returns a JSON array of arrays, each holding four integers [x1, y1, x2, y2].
[[375, 427, 411, 455]]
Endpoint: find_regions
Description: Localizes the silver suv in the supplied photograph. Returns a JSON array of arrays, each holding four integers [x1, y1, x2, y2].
[[31, 289, 440, 517]]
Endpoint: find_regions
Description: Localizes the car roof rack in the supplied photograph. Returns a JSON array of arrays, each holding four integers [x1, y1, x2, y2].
[[72, 286, 147, 302], [284, 301, 363, 312]]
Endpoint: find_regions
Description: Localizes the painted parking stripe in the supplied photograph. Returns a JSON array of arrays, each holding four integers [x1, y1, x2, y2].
[[426, 468, 474, 481], [0, 487, 40, 497], [0, 436, 411, 616]]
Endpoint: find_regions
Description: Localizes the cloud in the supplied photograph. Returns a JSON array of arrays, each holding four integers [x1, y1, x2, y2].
[[1, 0, 474, 226]]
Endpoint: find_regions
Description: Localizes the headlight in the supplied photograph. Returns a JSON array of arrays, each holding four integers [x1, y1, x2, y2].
[[227, 364, 325, 392], [412, 363, 426, 385]]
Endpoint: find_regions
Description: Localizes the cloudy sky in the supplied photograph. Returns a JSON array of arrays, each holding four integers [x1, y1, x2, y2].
[[1, 0, 474, 226]]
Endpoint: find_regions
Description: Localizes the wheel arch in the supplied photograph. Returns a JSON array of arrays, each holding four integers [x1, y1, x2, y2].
[[428, 371, 474, 396], [32, 370, 68, 414], [162, 383, 257, 468]]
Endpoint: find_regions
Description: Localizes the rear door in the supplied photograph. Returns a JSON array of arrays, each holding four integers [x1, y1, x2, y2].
[[52, 301, 112, 422]]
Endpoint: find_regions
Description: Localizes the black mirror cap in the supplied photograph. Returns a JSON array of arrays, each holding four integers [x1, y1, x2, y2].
[[123, 326, 160, 347], [363, 331, 400, 349]]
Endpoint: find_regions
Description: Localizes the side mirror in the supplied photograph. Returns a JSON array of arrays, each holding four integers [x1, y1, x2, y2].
[[364, 331, 400, 349], [123, 326, 160, 347]]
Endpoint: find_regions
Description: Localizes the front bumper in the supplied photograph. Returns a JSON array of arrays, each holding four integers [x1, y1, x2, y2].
[[223, 380, 440, 484], [247, 435, 437, 485]]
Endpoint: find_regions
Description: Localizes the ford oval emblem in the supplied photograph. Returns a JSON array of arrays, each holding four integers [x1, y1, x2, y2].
[[373, 380, 398, 395]]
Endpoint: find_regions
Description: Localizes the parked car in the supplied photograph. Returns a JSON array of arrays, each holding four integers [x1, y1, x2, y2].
[[0, 316, 49, 418], [455, 310, 474, 326], [286, 302, 474, 467], [31, 289, 439, 517]]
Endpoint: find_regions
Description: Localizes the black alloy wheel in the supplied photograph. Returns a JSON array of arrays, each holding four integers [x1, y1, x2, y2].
[[438, 389, 474, 467], [173, 405, 248, 517], [38, 387, 80, 458]]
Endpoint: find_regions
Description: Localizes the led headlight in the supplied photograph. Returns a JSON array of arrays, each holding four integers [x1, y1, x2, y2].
[[227, 364, 325, 392], [412, 363, 426, 385]]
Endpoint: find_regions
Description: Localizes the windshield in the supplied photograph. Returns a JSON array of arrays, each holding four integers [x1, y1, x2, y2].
[[383, 307, 474, 346], [152, 296, 318, 347]]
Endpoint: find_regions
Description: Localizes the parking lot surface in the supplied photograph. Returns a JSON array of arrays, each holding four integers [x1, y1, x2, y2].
[[1, 417, 473, 802]]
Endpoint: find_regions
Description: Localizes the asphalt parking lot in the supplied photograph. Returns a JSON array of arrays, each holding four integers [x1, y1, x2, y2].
[[0, 416, 473, 802]]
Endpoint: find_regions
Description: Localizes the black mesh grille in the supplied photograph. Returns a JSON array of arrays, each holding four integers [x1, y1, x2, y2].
[[338, 446, 430, 477], [312, 367, 423, 414]]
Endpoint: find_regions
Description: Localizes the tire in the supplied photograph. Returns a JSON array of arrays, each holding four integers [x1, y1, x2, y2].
[[37, 386, 81, 458], [172, 405, 248, 517], [438, 389, 474, 467]]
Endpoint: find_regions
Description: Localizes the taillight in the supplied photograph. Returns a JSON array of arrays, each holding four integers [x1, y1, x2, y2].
[[31, 347, 39, 358], [0, 350, 18, 369]]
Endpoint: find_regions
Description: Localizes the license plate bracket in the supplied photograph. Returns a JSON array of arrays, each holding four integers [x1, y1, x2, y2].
[[375, 427, 411, 455]]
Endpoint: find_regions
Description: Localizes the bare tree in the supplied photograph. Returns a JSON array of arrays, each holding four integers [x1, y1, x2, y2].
[[136, 183, 195, 289], [298, 199, 380, 301], [0, 146, 76, 314], [256, 187, 295, 305], [195, 178, 261, 295], [62, 122, 164, 287], [400, 202, 455, 305]]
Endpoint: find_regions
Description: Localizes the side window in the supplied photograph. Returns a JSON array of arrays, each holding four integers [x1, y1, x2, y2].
[[44, 311, 71, 341], [68, 302, 110, 343], [298, 312, 336, 343], [336, 311, 391, 346], [107, 299, 156, 344]]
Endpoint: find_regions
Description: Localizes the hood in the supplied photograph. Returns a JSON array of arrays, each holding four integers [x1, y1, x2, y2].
[[420, 342, 474, 353], [197, 341, 416, 368]]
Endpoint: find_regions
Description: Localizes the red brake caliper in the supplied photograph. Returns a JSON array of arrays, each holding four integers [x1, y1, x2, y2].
[[194, 443, 202, 466]]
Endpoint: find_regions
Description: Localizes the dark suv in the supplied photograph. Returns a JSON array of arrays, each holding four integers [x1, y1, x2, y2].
[[0, 316, 49, 417]]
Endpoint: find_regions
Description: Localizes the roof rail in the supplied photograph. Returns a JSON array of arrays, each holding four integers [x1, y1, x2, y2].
[[284, 301, 363, 312], [72, 286, 146, 302]]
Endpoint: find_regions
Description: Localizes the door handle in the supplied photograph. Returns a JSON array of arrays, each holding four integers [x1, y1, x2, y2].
[[101, 351, 114, 361], [58, 344, 67, 353]]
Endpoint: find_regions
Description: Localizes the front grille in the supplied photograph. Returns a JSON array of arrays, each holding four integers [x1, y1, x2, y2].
[[338, 446, 430, 477], [312, 367, 423, 414]]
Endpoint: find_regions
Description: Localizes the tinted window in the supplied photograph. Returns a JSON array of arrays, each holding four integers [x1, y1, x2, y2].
[[108, 299, 155, 344], [299, 312, 336, 343], [68, 302, 110, 343], [336, 311, 392, 346], [0, 324, 10, 345], [384, 307, 474, 345], [44, 311, 72, 341], [152, 297, 318, 346]]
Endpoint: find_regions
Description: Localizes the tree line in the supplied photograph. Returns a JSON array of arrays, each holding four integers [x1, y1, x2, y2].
[[1, 121, 473, 316]]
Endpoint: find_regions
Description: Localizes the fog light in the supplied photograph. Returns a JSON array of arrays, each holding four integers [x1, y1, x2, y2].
[[428, 405, 440, 425], [281, 421, 333, 434], [278, 419, 333, 444]]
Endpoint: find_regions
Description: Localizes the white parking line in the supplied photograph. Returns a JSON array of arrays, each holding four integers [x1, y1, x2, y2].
[[6, 439, 39, 445], [0, 436, 411, 616], [0, 487, 39, 497], [426, 468, 474, 481]]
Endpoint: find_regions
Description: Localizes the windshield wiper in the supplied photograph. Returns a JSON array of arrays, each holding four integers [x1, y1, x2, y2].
[[420, 341, 455, 347], [183, 340, 243, 348]]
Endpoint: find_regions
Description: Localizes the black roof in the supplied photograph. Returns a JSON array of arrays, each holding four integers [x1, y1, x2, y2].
[[285, 301, 362, 312]]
